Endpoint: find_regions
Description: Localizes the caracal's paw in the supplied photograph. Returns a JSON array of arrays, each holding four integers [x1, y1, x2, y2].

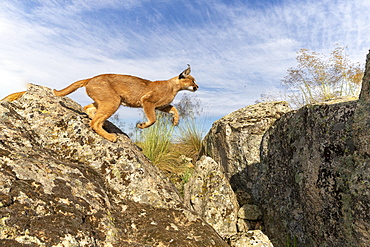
[[136, 121, 155, 129], [104, 133, 117, 142], [137, 122, 146, 129], [172, 118, 179, 126]]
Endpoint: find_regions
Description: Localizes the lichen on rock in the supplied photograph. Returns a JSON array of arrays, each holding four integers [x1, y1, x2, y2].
[[199, 101, 292, 205], [0, 84, 228, 246], [254, 67, 370, 247], [184, 156, 239, 238]]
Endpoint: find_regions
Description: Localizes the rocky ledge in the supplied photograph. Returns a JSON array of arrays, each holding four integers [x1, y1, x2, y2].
[[0, 85, 228, 246]]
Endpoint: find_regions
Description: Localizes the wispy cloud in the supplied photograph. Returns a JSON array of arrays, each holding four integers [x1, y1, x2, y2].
[[1, 0, 370, 122]]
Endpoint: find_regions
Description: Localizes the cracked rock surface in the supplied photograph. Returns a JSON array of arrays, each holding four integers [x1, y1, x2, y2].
[[254, 52, 370, 246], [0, 84, 228, 246]]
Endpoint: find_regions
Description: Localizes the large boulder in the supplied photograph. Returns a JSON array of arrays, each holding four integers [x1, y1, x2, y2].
[[183, 156, 273, 246], [184, 156, 239, 238], [199, 101, 292, 204], [0, 84, 228, 246], [354, 50, 370, 157], [254, 52, 370, 246]]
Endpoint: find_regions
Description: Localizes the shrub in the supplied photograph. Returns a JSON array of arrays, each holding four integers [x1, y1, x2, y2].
[[135, 112, 178, 173], [260, 45, 363, 108], [283, 45, 363, 107]]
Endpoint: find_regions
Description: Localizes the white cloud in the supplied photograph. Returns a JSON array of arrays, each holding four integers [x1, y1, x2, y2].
[[0, 69, 28, 98], [0, 0, 370, 124]]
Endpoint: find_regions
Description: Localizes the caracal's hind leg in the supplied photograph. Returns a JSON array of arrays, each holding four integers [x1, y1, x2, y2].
[[90, 100, 121, 142], [157, 105, 179, 126], [84, 102, 98, 119], [86, 82, 121, 142]]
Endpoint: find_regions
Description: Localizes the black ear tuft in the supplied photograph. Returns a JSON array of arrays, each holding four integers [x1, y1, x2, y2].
[[179, 64, 191, 79]]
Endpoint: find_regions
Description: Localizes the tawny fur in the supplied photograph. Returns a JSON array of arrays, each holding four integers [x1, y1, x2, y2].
[[1, 91, 26, 102], [53, 65, 198, 142]]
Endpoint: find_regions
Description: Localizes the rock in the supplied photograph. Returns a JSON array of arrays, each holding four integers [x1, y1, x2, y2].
[[228, 230, 273, 247], [236, 218, 250, 232], [200, 101, 292, 204], [0, 84, 228, 246], [184, 156, 239, 238], [178, 154, 194, 167], [237, 204, 262, 221], [197, 102, 290, 244], [254, 97, 370, 245], [353, 51, 370, 157]]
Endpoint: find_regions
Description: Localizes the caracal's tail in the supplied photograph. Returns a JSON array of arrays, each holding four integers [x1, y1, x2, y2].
[[1, 91, 26, 102], [53, 79, 90, 96]]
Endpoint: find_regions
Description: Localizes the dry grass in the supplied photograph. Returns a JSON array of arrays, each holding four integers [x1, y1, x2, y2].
[[135, 112, 204, 191]]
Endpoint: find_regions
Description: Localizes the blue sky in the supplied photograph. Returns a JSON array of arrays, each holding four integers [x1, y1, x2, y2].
[[1, 0, 370, 133]]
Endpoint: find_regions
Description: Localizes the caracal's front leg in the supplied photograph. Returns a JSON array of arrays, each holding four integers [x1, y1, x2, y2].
[[158, 105, 179, 126], [137, 94, 157, 129]]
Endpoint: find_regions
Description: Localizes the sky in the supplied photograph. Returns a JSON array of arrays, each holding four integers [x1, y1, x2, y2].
[[1, 0, 370, 133]]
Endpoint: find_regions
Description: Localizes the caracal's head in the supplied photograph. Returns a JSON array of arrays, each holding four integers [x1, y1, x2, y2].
[[178, 64, 199, 92]]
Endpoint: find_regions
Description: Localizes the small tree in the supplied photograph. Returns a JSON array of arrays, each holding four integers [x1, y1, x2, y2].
[[174, 93, 204, 119], [281, 45, 363, 107], [173, 94, 206, 161]]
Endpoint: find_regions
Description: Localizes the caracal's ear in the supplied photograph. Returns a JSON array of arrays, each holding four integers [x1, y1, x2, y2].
[[178, 64, 191, 79]]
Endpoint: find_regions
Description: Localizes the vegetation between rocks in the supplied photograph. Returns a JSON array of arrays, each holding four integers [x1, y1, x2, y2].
[[112, 94, 205, 191]]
